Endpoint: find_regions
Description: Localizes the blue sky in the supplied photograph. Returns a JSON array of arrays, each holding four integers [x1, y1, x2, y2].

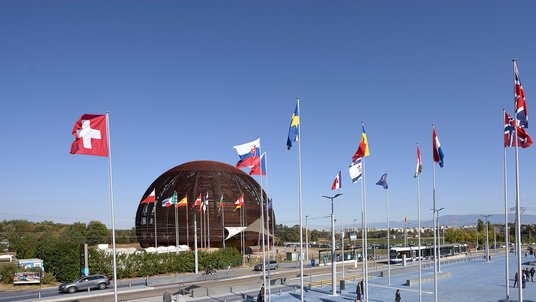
[[1, 1, 536, 230]]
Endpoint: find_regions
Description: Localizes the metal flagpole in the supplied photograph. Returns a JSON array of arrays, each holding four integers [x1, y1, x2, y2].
[[296, 97, 305, 302], [208, 194, 211, 248], [417, 166, 422, 302], [258, 150, 267, 302], [186, 198, 189, 247], [222, 195, 226, 248], [432, 156, 438, 302], [105, 113, 119, 302], [386, 183, 391, 285], [175, 205, 179, 247], [513, 59, 523, 302], [194, 211, 199, 273], [341, 187, 345, 284], [264, 152, 272, 301], [331, 197, 337, 296], [503, 111, 511, 301], [362, 158, 369, 302], [154, 201, 158, 248]]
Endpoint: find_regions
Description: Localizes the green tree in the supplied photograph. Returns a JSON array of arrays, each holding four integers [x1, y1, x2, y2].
[[87, 221, 109, 245], [62, 222, 87, 245], [477, 219, 484, 232], [35, 237, 80, 282]]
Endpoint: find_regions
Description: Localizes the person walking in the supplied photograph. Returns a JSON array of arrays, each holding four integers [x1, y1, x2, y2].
[[395, 289, 401, 302], [356, 281, 362, 302], [530, 267, 535, 282], [514, 272, 518, 288], [257, 284, 265, 302], [522, 272, 526, 289]]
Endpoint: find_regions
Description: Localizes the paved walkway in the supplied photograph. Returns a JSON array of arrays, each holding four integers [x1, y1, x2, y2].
[[134, 253, 536, 302]]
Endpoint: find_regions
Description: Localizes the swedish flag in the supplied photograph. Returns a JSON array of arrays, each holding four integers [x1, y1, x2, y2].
[[287, 104, 300, 150]]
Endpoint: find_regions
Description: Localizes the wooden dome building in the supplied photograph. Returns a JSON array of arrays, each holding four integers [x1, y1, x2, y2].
[[135, 160, 274, 250]]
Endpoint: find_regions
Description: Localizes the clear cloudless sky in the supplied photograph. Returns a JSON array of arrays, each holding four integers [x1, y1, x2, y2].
[[1, 1, 536, 230]]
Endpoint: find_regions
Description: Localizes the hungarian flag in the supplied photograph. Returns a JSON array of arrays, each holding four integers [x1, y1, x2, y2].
[[352, 123, 370, 161], [234, 194, 244, 210], [432, 126, 444, 168], [162, 191, 177, 207], [414, 144, 422, 178], [514, 60, 528, 128], [140, 188, 156, 204], [331, 171, 341, 190], [70, 114, 109, 157], [176, 196, 188, 208], [192, 194, 202, 210]]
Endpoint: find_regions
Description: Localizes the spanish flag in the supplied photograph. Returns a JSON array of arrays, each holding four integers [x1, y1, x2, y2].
[[352, 123, 370, 161], [176, 196, 188, 208]]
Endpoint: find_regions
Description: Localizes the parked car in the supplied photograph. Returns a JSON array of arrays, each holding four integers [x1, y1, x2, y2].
[[58, 274, 110, 294], [254, 260, 279, 271]]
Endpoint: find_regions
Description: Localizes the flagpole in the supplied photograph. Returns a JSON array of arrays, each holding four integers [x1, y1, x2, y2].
[[175, 205, 179, 247], [341, 185, 345, 284], [208, 194, 211, 249], [259, 152, 267, 302], [362, 158, 368, 302], [417, 167, 422, 302], [194, 211, 199, 274], [385, 179, 391, 285], [513, 59, 523, 302], [154, 201, 158, 248], [186, 198, 189, 247], [264, 152, 272, 301], [503, 110, 510, 302], [296, 97, 304, 302], [432, 147, 438, 302], [104, 113, 119, 302], [222, 196, 226, 248]]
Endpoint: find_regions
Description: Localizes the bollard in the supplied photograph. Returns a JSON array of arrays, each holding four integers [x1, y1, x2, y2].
[[321, 281, 323, 287], [294, 285, 297, 292], [129, 282, 132, 288], [38, 291, 41, 299], [279, 288, 282, 295]]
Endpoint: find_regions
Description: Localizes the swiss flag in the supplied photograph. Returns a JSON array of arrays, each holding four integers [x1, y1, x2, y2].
[[70, 114, 109, 157]]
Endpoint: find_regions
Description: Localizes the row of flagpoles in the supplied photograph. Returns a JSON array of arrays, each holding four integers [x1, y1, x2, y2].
[[69, 59, 530, 302]]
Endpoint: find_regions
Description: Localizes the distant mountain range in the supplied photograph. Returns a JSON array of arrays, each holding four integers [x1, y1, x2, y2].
[[366, 214, 536, 229]]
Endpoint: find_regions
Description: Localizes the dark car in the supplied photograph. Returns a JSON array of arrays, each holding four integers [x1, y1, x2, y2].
[[58, 274, 110, 294], [254, 260, 279, 271]]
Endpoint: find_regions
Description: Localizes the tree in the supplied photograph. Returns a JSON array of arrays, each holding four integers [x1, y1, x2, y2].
[[477, 219, 484, 232], [35, 237, 80, 282], [86, 221, 109, 245], [62, 222, 87, 245]]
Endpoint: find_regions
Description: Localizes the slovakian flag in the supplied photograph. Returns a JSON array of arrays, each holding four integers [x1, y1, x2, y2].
[[349, 159, 363, 183], [352, 123, 370, 161], [233, 137, 261, 169], [162, 191, 177, 207], [514, 60, 528, 128], [249, 152, 266, 176], [140, 188, 156, 204], [331, 171, 341, 190], [176, 195, 188, 208], [505, 111, 533, 148], [432, 126, 444, 168], [70, 114, 109, 157], [287, 103, 300, 150], [234, 194, 245, 210], [376, 173, 388, 189], [414, 144, 422, 178], [192, 193, 202, 210]]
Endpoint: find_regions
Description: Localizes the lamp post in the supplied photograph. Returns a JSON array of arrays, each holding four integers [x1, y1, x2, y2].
[[482, 215, 492, 263], [322, 193, 343, 296], [431, 207, 445, 277]]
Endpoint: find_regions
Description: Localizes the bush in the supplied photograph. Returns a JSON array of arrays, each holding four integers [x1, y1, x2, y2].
[[0, 263, 16, 284]]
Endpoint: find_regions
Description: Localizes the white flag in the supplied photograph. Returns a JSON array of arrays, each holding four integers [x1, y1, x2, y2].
[[349, 159, 363, 183]]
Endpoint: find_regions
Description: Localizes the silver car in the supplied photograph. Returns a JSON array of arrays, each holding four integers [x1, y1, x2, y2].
[[58, 274, 110, 294], [254, 260, 279, 271]]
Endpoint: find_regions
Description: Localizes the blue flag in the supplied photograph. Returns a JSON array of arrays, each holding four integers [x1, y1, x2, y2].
[[376, 173, 388, 189], [287, 104, 299, 150]]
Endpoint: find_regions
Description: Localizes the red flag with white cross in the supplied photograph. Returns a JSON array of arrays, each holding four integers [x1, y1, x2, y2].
[[70, 114, 109, 157]]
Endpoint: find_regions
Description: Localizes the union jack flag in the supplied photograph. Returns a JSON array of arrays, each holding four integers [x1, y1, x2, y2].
[[514, 60, 528, 128], [505, 110, 533, 148]]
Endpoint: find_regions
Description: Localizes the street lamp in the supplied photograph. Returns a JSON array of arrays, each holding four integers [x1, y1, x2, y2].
[[322, 193, 343, 296], [481, 215, 492, 263], [431, 207, 445, 274]]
